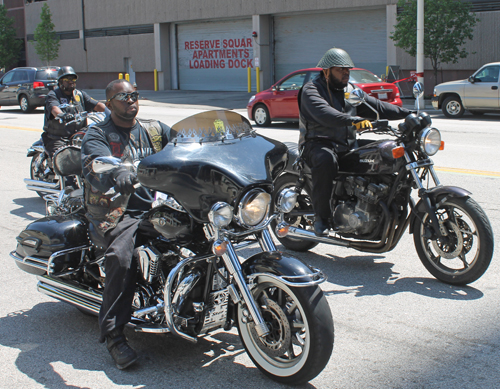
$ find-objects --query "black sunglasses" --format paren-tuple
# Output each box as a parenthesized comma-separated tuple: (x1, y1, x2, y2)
(107, 91, 139, 102)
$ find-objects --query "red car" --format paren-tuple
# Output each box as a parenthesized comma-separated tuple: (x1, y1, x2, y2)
(247, 67, 402, 127)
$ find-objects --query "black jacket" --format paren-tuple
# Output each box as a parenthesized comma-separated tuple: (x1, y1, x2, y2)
(298, 73, 410, 151)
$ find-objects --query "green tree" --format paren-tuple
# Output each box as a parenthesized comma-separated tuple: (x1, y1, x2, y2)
(0, 5, 22, 70)
(32, 3, 60, 66)
(390, 0, 479, 85)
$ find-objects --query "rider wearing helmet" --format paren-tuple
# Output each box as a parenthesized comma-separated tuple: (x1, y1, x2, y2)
(43, 66, 106, 158)
(298, 48, 411, 236)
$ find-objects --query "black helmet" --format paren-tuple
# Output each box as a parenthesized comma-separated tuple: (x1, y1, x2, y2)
(317, 48, 355, 69)
(57, 66, 78, 81)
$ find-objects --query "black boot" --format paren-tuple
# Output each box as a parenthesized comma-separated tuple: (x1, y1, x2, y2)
(313, 217, 330, 237)
(106, 329, 138, 370)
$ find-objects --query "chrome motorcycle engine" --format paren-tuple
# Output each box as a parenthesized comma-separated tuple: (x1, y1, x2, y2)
(333, 176, 389, 235)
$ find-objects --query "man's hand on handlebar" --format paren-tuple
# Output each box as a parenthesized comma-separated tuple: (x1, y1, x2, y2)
(352, 117, 373, 132)
(56, 112, 75, 123)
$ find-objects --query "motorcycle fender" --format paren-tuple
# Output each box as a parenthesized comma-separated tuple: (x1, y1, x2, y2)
(241, 251, 317, 283)
(27, 149, 37, 157)
(409, 186, 471, 234)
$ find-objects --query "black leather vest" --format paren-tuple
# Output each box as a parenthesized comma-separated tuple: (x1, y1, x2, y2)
(84, 118, 164, 235)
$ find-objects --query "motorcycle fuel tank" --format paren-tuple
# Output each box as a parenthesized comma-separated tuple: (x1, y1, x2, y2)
(137, 111, 288, 222)
(339, 139, 405, 175)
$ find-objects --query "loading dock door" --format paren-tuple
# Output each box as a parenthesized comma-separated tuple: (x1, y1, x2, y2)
(274, 9, 387, 81)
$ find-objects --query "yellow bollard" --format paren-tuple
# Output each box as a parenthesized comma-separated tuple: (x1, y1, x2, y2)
(247, 67, 251, 93)
(154, 69, 158, 92)
(125, 73, 130, 82)
(256, 67, 260, 93)
(118, 73, 123, 79)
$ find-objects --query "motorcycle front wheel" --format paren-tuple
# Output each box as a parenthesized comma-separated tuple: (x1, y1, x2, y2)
(30, 153, 58, 198)
(270, 173, 319, 252)
(237, 275, 334, 385)
(413, 196, 494, 285)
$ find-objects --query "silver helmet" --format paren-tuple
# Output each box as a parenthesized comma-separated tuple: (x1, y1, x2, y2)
(317, 48, 355, 69)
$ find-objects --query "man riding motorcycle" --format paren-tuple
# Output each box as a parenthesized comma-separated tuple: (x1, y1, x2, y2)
(298, 48, 412, 236)
(81, 79, 171, 369)
(43, 66, 106, 159)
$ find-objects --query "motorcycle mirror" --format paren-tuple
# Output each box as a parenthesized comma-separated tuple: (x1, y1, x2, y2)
(92, 156, 123, 173)
(347, 88, 365, 107)
(412, 82, 424, 99)
(413, 82, 424, 113)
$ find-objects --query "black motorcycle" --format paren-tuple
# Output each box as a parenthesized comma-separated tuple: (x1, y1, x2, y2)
(271, 84, 494, 285)
(12, 110, 334, 384)
(25, 105, 104, 199)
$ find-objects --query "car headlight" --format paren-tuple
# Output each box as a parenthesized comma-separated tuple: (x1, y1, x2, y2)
(208, 202, 234, 228)
(237, 188, 271, 227)
(248, 95, 256, 104)
(419, 127, 441, 156)
(276, 188, 297, 213)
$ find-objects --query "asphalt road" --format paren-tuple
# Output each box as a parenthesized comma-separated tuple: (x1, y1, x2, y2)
(0, 95, 499, 389)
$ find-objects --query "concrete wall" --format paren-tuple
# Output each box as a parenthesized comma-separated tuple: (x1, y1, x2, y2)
(22, 0, 498, 91)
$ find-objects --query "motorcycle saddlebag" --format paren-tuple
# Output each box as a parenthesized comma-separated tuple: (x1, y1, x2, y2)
(14, 215, 89, 275)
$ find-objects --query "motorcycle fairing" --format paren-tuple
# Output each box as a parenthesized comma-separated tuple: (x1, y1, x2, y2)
(137, 111, 288, 223)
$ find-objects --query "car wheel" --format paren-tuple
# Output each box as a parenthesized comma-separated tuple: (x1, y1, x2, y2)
(253, 104, 271, 127)
(19, 95, 35, 113)
(442, 96, 464, 118)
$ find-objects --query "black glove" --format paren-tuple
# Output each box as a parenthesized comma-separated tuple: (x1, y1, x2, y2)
(56, 112, 75, 123)
(112, 169, 138, 196)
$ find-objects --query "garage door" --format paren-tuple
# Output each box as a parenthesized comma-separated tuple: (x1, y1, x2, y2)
(274, 9, 387, 81)
(177, 19, 253, 91)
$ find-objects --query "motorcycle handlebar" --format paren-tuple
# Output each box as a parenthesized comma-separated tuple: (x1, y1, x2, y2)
(105, 182, 142, 201)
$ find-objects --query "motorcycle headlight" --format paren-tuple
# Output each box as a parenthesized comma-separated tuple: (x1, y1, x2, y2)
(276, 188, 297, 213)
(419, 127, 441, 156)
(237, 189, 271, 227)
(208, 202, 234, 228)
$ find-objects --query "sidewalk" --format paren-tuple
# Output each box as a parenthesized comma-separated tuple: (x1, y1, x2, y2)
(84, 89, 255, 110)
(83, 89, 432, 111)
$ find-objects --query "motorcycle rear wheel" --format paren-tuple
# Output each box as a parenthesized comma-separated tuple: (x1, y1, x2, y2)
(270, 173, 319, 252)
(30, 153, 58, 198)
(237, 275, 334, 385)
(413, 196, 494, 285)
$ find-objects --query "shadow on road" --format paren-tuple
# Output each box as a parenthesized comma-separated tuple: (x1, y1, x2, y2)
(280, 248, 483, 301)
(11, 197, 45, 221)
(1, 301, 313, 389)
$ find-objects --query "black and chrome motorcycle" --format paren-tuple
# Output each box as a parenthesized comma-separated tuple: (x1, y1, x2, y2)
(271, 84, 494, 285)
(12, 111, 334, 384)
(25, 104, 104, 200)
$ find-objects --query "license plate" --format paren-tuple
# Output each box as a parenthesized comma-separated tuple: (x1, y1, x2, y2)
(378, 93, 388, 100)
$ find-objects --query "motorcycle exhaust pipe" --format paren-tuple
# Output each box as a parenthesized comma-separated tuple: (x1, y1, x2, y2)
(26, 186, 62, 195)
(36, 275, 102, 315)
(24, 178, 60, 189)
(287, 226, 351, 246)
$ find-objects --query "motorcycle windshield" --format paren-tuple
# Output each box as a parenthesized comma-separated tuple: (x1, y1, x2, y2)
(137, 110, 288, 222)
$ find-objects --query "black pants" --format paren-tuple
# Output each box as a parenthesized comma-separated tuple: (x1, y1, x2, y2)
(302, 141, 340, 221)
(99, 214, 141, 342)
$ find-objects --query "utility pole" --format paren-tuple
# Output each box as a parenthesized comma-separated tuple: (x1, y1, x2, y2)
(416, 0, 425, 108)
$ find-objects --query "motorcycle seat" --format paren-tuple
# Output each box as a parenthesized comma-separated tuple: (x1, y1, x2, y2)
(53, 145, 82, 177)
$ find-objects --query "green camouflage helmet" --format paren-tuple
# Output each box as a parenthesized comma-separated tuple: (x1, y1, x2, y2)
(317, 48, 355, 69)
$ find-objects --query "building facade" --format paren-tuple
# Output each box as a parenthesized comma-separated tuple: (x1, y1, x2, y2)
(20, 0, 500, 94)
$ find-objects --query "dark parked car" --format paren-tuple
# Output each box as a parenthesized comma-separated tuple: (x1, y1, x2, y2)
(247, 67, 402, 126)
(0, 67, 60, 113)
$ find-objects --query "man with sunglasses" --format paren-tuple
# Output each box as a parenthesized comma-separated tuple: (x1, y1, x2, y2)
(81, 79, 171, 370)
(43, 66, 106, 159)
(298, 48, 411, 236)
